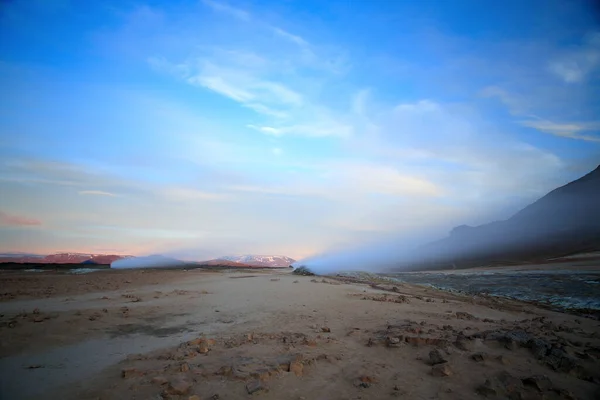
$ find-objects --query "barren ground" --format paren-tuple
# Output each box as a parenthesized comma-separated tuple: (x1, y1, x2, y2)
(0, 268, 599, 400)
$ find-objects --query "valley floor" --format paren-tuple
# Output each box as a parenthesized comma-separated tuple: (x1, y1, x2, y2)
(0, 268, 599, 400)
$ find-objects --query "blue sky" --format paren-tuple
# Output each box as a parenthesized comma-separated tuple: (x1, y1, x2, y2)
(1, 0, 599, 260)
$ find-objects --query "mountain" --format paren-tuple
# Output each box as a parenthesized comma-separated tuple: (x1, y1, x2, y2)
(216, 255, 296, 267)
(406, 165, 600, 270)
(0, 252, 128, 264)
(111, 255, 184, 269)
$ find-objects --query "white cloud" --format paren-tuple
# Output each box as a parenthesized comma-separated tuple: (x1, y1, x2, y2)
(547, 31, 600, 83)
(519, 119, 600, 142)
(247, 122, 352, 137)
(201, 0, 250, 21)
(160, 187, 229, 201)
(78, 190, 117, 197)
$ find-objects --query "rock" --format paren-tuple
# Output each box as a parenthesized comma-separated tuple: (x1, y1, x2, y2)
(151, 376, 168, 385)
(476, 383, 497, 397)
(477, 371, 524, 398)
(321, 327, 331, 333)
(454, 339, 469, 351)
(527, 338, 551, 359)
(181, 363, 190, 372)
(495, 355, 510, 365)
(405, 336, 447, 347)
(428, 349, 448, 365)
(246, 380, 266, 394)
(188, 396, 201, 400)
(387, 337, 401, 347)
(121, 368, 137, 378)
(290, 361, 303, 377)
(354, 375, 378, 388)
(167, 377, 192, 395)
(455, 312, 477, 320)
(522, 375, 553, 392)
(431, 364, 452, 377)
(32, 308, 40, 314)
(471, 352, 487, 362)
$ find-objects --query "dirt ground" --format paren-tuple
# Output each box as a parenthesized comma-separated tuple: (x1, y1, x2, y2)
(0, 268, 599, 400)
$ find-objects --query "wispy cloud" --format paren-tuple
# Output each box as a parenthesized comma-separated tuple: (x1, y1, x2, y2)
(160, 187, 229, 201)
(78, 190, 117, 197)
(547, 31, 600, 84)
(0, 211, 42, 226)
(519, 119, 600, 142)
(201, 0, 250, 21)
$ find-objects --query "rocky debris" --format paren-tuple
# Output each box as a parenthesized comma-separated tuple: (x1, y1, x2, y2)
(293, 280, 299, 283)
(321, 327, 331, 333)
(181, 363, 190, 372)
(152, 376, 169, 385)
(290, 360, 303, 377)
(471, 352, 487, 362)
(361, 294, 410, 304)
(386, 337, 401, 348)
(455, 312, 477, 320)
(522, 375, 553, 392)
(453, 338, 470, 351)
(293, 266, 315, 276)
(270, 278, 280, 282)
(246, 380, 267, 394)
(166, 377, 192, 395)
(187, 338, 216, 354)
(188, 396, 201, 400)
(405, 336, 448, 347)
(32, 308, 40, 314)
(121, 368, 138, 378)
(428, 349, 448, 365)
(476, 371, 523, 398)
(431, 364, 452, 377)
(354, 375, 378, 388)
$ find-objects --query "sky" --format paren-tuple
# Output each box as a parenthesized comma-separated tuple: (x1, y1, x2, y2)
(0, 0, 599, 261)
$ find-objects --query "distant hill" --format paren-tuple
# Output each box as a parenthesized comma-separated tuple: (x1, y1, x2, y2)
(216, 255, 296, 267)
(111, 255, 185, 269)
(403, 165, 600, 270)
(0, 252, 129, 264)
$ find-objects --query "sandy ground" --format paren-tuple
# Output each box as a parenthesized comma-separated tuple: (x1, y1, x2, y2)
(0, 269, 599, 400)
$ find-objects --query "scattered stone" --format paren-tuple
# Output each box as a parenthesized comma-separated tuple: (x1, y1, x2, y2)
(270, 278, 280, 282)
(167, 377, 192, 395)
(431, 364, 452, 377)
(32, 308, 40, 315)
(428, 349, 448, 365)
(495, 355, 510, 365)
(321, 327, 331, 333)
(246, 380, 266, 394)
(25, 364, 44, 369)
(522, 375, 553, 392)
(354, 375, 378, 388)
(151, 376, 168, 385)
(290, 361, 303, 377)
(455, 312, 477, 320)
(102, 308, 108, 313)
(188, 396, 201, 400)
(88, 315, 98, 321)
(367, 338, 375, 347)
(471, 352, 487, 362)
(181, 363, 190, 372)
(121, 368, 137, 378)
(476, 371, 523, 398)
(293, 280, 299, 283)
(387, 337, 401, 348)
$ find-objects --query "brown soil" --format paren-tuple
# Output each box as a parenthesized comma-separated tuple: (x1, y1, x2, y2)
(0, 269, 599, 400)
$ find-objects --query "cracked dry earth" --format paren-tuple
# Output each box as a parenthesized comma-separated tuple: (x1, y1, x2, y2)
(0, 269, 599, 400)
